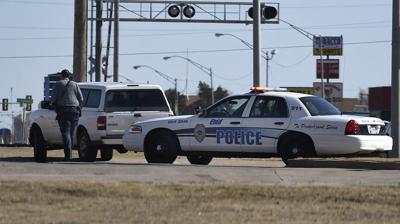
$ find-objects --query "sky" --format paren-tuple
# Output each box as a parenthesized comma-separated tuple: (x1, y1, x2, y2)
(0, 0, 393, 129)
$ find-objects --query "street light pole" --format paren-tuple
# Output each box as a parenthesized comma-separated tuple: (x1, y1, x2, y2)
(163, 55, 215, 104)
(133, 65, 179, 115)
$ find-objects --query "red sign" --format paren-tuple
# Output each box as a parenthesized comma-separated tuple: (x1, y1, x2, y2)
(316, 59, 339, 79)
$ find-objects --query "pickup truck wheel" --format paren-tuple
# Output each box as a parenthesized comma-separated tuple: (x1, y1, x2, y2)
(145, 131, 178, 164)
(187, 155, 213, 165)
(32, 128, 47, 163)
(78, 130, 97, 162)
(100, 147, 113, 161)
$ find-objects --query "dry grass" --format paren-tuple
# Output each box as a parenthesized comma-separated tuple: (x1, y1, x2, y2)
(0, 181, 399, 224)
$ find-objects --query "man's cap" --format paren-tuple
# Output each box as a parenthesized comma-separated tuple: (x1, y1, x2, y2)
(60, 69, 72, 78)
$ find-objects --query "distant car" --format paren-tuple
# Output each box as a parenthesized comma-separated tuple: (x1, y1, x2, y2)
(29, 82, 173, 162)
(123, 88, 392, 164)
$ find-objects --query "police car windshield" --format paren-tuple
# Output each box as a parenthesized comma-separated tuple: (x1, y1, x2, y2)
(300, 96, 341, 116)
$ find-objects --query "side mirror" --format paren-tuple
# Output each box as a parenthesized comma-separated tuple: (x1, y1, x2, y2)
(193, 106, 202, 114)
(40, 100, 54, 110)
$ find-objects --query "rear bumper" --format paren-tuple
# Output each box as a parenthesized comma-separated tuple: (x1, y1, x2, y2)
(101, 134, 123, 145)
(313, 135, 393, 155)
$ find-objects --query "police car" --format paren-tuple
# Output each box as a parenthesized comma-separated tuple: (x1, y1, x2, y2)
(122, 88, 392, 164)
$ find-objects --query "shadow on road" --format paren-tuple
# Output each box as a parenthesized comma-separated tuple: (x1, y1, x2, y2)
(286, 159, 400, 170)
(0, 157, 82, 163)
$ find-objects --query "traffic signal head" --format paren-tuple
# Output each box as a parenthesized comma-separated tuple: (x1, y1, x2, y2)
(248, 6, 278, 20)
(2, 98, 8, 111)
(26, 95, 32, 111)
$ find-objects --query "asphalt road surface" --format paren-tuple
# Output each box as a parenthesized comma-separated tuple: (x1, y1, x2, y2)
(1, 147, 400, 186)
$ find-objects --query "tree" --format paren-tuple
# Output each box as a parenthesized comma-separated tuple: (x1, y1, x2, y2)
(164, 82, 230, 115)
(191, 81, 229, 110)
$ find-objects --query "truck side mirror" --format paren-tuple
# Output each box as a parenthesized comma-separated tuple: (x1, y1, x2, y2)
(194, 106, 202, 115)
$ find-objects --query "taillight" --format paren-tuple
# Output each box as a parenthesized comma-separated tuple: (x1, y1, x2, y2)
(345, 120, 360, 135)
(97, 116, 106, 130)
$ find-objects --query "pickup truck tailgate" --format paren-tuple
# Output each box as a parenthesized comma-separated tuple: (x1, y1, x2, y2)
(106, 111, 170, 136)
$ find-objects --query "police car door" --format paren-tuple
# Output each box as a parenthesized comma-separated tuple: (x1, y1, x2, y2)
(189, 96, 251, 152)
(240, 96, 290, 153)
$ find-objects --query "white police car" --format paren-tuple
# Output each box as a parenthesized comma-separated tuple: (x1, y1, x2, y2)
(122, 88, 392, 164)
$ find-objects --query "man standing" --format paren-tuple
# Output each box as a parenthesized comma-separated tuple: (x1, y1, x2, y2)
(52, 69, 83, 161)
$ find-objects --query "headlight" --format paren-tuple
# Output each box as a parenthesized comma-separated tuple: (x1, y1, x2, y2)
(128, 125, 142, 134)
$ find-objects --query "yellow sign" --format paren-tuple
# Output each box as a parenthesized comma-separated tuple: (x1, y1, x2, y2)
(283, 87, 314, 95)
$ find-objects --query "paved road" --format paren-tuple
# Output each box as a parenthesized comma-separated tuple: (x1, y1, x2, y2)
(1, 155, 400, 186)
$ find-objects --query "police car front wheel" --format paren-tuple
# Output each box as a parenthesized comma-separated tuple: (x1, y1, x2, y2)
(145, 130, 179, 164)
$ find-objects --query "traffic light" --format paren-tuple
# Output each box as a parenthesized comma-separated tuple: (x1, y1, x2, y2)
(248, 5, 278, 20)
(26, 95, 32, 111)
(2, 98, 8, 111)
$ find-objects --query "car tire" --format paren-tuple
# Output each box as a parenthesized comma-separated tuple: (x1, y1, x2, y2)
(187, 155, 213, 165)
(117, 148, 128, 154)
(144, 130, 178, 164)
(32, 128, 47, 163)
(100, 147, 113, 161)
(279, 134, 314, 164)
(77, 130, 97, 162)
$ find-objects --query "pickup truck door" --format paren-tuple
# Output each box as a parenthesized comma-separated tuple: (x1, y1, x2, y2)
(38, 109, 62, 144)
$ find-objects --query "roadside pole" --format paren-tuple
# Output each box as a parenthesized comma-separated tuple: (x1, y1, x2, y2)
(253, 0, 261, 87)
(73, 0, 87, 82)
(113, 0, 120, 82)
(319, 35, 325, 99)
(390, 0, 400, 158)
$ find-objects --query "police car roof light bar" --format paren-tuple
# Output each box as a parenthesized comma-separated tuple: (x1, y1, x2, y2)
(250, 86, 287, 93)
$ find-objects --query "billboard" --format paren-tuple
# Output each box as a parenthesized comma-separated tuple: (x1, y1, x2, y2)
(283, 87, 314, 95)
(316, 59, 339, 79)
(313, 36, 343, 56)
(313, 82, 343, 100)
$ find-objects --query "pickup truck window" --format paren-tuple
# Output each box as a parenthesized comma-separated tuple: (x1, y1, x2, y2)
(85, 89, 101, 108)
(104, 89, 169, 112)
(300, 96, 341, 116)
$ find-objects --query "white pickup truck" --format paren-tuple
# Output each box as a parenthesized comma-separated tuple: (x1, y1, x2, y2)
(29, 82, 173, 162)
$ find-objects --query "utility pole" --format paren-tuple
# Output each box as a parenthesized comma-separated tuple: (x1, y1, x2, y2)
(113, 0, 120, 82)
(95, 0, 103, 82)
(390, 0, 400, 158)
(73, 0, 87, 82)
(252, 0, 261, 87)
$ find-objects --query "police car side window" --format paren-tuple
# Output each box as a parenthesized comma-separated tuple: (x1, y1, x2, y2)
(249, 96, 288, 118)
(206, 97, 249, 118)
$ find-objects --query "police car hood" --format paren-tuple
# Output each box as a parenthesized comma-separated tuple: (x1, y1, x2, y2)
(134, 115, 194, 125)
(304, 115, 385, 125)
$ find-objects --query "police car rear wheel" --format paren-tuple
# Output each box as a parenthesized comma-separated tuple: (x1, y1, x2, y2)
(279, 135, 312, 164)
(187, 155, 213, 165)
(145, 131, 178, 164)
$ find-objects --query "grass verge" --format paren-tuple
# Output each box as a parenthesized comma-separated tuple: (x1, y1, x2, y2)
(0, 181, 399, 224)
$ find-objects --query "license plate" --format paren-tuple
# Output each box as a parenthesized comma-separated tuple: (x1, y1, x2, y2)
(368, 125, 380, 134)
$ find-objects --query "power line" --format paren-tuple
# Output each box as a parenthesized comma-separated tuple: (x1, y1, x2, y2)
(283, 3, 390, 9)
(0, 0, 72, 6)
(0, 40, 390, 59)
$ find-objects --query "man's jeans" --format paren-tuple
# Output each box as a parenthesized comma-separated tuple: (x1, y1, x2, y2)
(57, 106, 80, 159)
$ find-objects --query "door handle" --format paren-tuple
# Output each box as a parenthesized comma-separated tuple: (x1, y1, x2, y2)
(274, 122, 284, 125)
(134, 113, 142, 117)
(230, 121, 241, 125)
